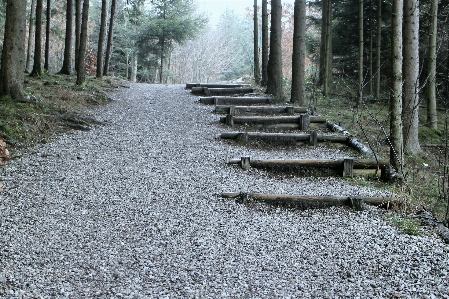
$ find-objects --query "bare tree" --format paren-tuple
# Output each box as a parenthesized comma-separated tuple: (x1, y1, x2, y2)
(0, 0, 27, 100)
(426, 0, 438, 129)
(261, 0, 268, 86)
(58, 0, 74, 75)
(31, 0, 43, 76)
(358, 0, 363, 106)
(319, 0, 332, 97)
(390, 0, 404, 172)
(96, 0, 108, 78)
(254, 0, 261, 85)
(402, 0, 421, 154)
(75, 0, 82, 73)
(291, 0, 306, 105)
(76, 0, 90, 85)
(375, 0, 381, 100)
(44, 0, 51, 71)
(267, 0, 283, 99)
(103, 0, 117, 76)
(26, 0, 36, 73)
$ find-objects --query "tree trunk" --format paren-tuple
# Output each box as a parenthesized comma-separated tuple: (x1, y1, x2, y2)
(320, 0, 332, 97)
(426, 0, 438, 129)
(319, 0, 328, 86)
(390, 0, 404, 172)
(369, 0, 373, 96)
(75, 0, 82, 73)
(291, 0, 306, 105)
(96, 0, 107, 78)
(31, 0, 43, 76)
(358, 0, 363, 106)
(130, 53, 137, 83)
(375, 0, 381, 100)
(44, 0, 50, 71)
(254, 0, 261, 85)
(261, 0, 268, 86)
(402, 0, 421, 154)
(58, 0, 74, 75)
(0, 0, 27, 101)
(76, 0, 90, 85)
(103, 0, 116, 76)
(266, 0, 283, 99)
(26, 0, 36, 73)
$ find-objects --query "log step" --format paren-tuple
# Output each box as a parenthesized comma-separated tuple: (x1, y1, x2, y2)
(192, 87, 255, 96)
(215, 105, 308, 115)
(220, 132, 348, 144)
(220, 115, 327, 124)
(199, 96, 276, 105)
(186, 83, 246, 89)
(228, 157, 390, 180)
(221, 192, 397, 210)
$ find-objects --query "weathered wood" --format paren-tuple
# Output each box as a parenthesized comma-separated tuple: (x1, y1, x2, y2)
(310, 130, 318, 146)
(215, 105, 308, 115)
(215, 97, 275, 105)
(225, 114, 234, 127)
(186, 83, 245, 89)
(227, 157, 390, 179)
(191, 87, 206, 95)
(326, 120, 350, 136)
(199, 97, 214, 105)
(221, 192, 397, 210)
(348, 136, 373, 156)
(220, 132, 348, 143)
(208, 88, 255, 96)
(344, 157, 354, 178)
(220, 115, 325, 125)
(241, 156, 251, 170)
(300, 114, 310, 130)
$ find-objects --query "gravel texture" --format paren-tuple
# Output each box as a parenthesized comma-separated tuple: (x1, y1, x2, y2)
(1, 84, 448, 298)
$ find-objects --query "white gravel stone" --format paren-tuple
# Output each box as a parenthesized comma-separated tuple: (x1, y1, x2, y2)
(0, 84, 448, 298)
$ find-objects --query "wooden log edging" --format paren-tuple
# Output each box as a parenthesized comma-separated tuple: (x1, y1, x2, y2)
(228, 157, 390, 180)
(326, 120, 373, 157)
(192, 87, 255, 96)
(199, 97, 277, 105)
(220, 132, 348, 144)
(220, 115, 326, 130)
(215, 105, 308, 115)
(186, 83, 245, 89)
(221, 192, 397, 210)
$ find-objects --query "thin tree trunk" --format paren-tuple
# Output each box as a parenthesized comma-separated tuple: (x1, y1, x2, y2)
(103, 0, 116, 76)
(291, 0, 306, 105)
(96, 0, 107, 78)
(358, 0, 363, 106)
(159, 38, 164, 84)
(402, 0, 421, 154)
(76, 0, 90, 85)
(426, 0, 438, 129)
(31, 0, 43, 76)
(369, 0, 373, 96)
(0, 0, 27, 101)
(44, 0, 50, 71)
(261, 0, 268, 86)
(390, 0, 404, 172)
(75, 0, 82, 73)
(58, 0, 74, 75)
(130, 53, 137, 82)
(319, 0, 328, 86)
(375, 0, 381, 100)
(26, 0, 36, 73)
(320, 0, 332, 97)
(254, 0, 261, 85)
(266, 0, 283, 99)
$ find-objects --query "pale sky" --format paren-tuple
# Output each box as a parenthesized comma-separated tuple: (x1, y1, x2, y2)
(198, 0, 295, 25)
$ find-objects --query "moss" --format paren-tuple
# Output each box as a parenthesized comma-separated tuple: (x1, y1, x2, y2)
(386, 214, 422, 236)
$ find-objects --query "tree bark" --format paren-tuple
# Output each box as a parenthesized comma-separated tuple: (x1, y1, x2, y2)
(261, 0, 268, 86)
(254, 0, 261, 85)
(375, 0, 381, 100)
(320, 0, 332, 97)
(30, 0, 43, 76)
(426, 0, 438, 129)
(103, 0, 116, 76)
(44, 0, 51, 71)
(96, 0, 107, 78)
(291, 0, 306, 105)
(76, 0, 90, 85)
(130, 52, 137, 83)
(58, 0, 74, 75)
(26, 0, 36, 73)
(402, 0, 421, 154)
(75, 0, 82, 73)
(266, 0, 283, 99)
(358, 0, 363, 106)
(0, 0, 27, 101)
(390, 0, 404, 172)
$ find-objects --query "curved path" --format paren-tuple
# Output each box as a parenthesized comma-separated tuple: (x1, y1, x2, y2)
(1, 84, 448, 298)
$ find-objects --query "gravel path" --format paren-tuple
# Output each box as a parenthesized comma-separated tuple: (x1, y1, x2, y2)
(1, 84, 448, 298)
